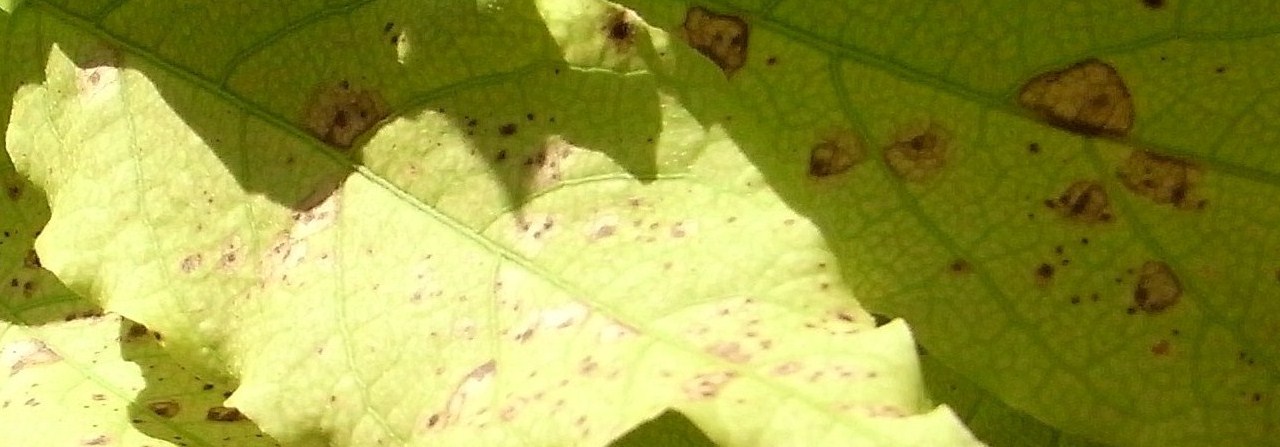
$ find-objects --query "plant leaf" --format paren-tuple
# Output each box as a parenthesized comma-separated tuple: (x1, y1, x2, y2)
(2, 1, 979, 446)
(613, 0, 1280, 445)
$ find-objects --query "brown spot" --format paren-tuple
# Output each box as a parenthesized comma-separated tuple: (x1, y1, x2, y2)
(23, 249, 40, 269)
(1035, 263, 1055, 284)
(179, 254, 202, 273)
(303, 81, 388, 148)
(73, 45, 120, 99)
(809, 129, 865, 178)
(1028, 142, 1042, 154)
(705, 342, 751, 363)
(883, 123, 949, 182)
(682, 371, 738, 400)
(1151, 339, 1172, 356)
(765, 56, 778, 66)
(1047, 180, 1113, 223)
(1117, 150, 1205, 209)
(82, 435, 110, 446)
(4, 184, 21, 201)
(526, 138, 573, 188)
(21, 280, 37, 297)
(124, 322, 150, 340)
(147, 400, 180, 418)
(948, 259, 971, 274)
(681, 7, 750, 76)
(293, 176, 345, 213)
(1133, 261, 1181, 314)
(63, 309, 104, 321)
(1142, 0, 1165, 9)
(5, 340, 62, 376)
(772, 362, 801, 376)
(604, 10, 637, 48)
(1018, 59, 1134, 136)
(498, 123, 517, 137)
(205, 406, 246, 422)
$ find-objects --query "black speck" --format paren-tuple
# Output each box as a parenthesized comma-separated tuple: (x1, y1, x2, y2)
(384, 22, 394, 33)
(1028, 142, 1041, 154)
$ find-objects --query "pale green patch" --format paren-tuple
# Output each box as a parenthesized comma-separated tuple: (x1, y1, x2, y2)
(2, 2, 976, 447)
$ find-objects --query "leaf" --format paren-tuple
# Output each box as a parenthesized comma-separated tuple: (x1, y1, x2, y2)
(2, 1, 978, 446)
(611, 0, 1280, 446)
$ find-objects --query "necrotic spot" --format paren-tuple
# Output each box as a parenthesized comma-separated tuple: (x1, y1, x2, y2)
(883, 124, 949, 181)
(1017, 59, 1134, 137)
(681, 7, 750, 76)
(808, 129, 865, 178)
(1046, 180, 1113, 223)
(1133, 261, 1181, 314)
(303, 81, 389, 149)
(1117, 150, 1206, 209)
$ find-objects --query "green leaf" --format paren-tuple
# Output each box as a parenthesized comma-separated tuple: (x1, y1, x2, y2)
(0, 0, 23, 14)
(2, 1, 977, 446)
(612, 0, 1279, 446)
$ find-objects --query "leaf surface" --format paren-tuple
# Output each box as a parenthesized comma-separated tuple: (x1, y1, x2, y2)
(2, 1, 977, 446)
(613, 0, 1280, 445)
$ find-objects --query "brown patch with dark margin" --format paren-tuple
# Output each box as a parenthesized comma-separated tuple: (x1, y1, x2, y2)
(682, 7, 749, 76)
(1018, 59, 1134, 137)
(1046, 180, 1113, 223)
(1117, 150, 1206, 209)
(303, 81, 388, 149)
(883, 123, 949, 182)
(147, 400, 180, 418)
(1133, 261, 1180, 314)
(809, 129, 865, 178)
(205, 406, 246, 422)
